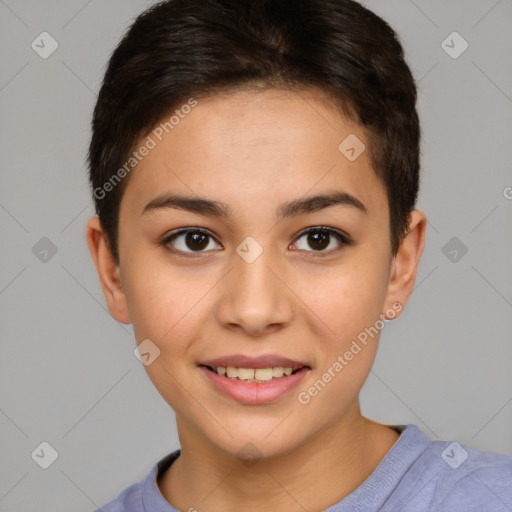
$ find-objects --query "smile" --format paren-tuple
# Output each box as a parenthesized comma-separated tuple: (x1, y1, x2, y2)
(206, 365, 301, 382)
(199, 364, 310, 404)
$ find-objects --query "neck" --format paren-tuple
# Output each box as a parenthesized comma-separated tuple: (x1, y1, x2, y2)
(158, 404, 400, 512)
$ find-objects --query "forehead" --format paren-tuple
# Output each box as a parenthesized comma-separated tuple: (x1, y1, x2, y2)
(121, 88, 387, 220)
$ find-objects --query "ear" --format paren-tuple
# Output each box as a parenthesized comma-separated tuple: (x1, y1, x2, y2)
(86, 216, 131, 324)
(383, 209, 426, 319)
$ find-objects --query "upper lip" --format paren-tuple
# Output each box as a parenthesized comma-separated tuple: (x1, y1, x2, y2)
(199, 354, 309, 369)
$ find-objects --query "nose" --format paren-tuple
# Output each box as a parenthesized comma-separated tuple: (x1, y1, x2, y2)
(214, 250, 294, 336)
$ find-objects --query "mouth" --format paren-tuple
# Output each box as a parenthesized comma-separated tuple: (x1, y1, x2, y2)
(198, 357, 311, 404)
(200, 364, 306, 383)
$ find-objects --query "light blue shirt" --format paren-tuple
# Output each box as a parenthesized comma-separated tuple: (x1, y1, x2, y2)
(95, 424, 512, 511)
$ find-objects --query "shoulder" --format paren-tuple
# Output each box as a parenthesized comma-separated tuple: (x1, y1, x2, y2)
(380, 425, 512, 512)
(409, 433, 512, 511)
(93, 449, 181, 512)
(433, 441, 512, 511)
(93, 482, 143, 512)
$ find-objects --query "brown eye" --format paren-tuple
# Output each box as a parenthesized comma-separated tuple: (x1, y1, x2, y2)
(292, 227, 351, 253)
(162, 229, 221, 254)
(184, 231, 209, 251)
(306, 231, 330, 250)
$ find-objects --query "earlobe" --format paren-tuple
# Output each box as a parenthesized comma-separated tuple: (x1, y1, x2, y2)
(383, 210, 427, 317)
(86, 216, 131, 324)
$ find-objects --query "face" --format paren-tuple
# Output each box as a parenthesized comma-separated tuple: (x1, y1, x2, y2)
(88, 88, 424, 460)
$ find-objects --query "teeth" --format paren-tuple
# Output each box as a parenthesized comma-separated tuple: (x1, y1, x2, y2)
(272, 367, 284, 378)
(213, 366, 300, 381)
(226, 366, 238, 378)
(238, 368, 254, 380)
(255, 368, 274, 381)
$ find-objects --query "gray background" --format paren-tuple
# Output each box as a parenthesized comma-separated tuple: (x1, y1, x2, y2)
(0, 0, 511, 510)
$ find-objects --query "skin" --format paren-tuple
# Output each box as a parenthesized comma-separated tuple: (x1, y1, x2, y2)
(87, 88, 426, 512)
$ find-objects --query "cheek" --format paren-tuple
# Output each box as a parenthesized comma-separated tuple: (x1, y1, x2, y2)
(300, 260, 390, 393)
(122, 256, 184, 341)
(307, 262, 389, 336)
(123, 255, 216, 365)
(295, 270, 385, 414)
(124, 265, 199, 404)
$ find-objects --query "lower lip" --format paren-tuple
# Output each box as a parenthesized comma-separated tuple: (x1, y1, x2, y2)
(199, 366, 310, 405)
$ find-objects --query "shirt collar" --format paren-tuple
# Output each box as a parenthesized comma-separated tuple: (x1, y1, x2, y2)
(141, 424, 430, 512)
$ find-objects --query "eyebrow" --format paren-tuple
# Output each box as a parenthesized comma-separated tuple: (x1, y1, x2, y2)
(141, 190, 367, 220)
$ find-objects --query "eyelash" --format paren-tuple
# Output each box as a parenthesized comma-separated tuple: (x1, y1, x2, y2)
(160, 226, 353, 257)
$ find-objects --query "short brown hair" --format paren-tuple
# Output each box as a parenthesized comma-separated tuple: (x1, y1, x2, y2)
(88, 0, 420, 262)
